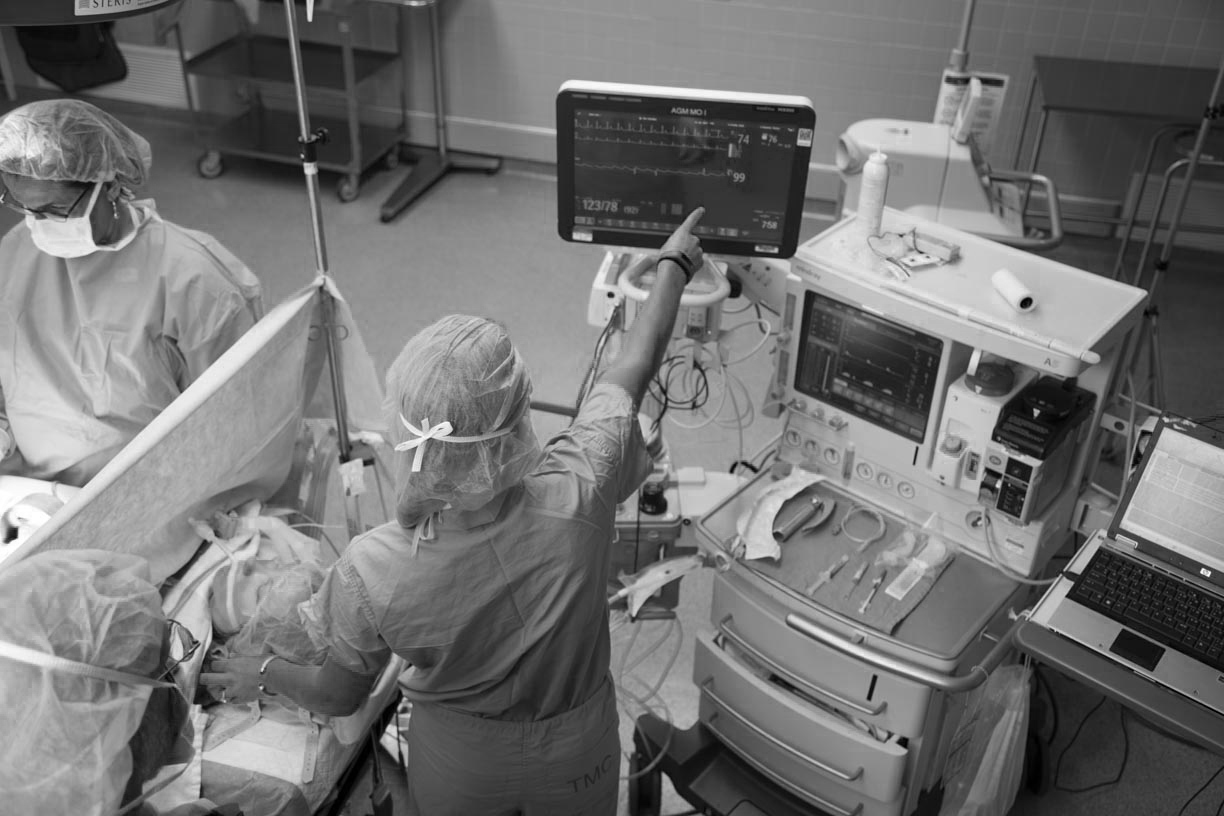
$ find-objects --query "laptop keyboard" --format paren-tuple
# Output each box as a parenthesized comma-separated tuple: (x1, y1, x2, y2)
(1068, 547, 1224, 668)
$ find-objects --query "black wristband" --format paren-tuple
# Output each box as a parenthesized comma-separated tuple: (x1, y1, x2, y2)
(656, 250, 696, 284)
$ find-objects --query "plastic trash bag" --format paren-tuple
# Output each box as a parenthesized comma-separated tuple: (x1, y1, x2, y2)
(941, 662, 1032, 816)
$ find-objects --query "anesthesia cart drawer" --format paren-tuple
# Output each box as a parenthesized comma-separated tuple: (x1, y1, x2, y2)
(712, 571, 931, 738)
(694, 630, 908, 809)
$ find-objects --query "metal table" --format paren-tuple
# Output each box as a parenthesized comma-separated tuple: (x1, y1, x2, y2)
(1012, 56, 1219, 228)
(1014, 618, 1224, 756)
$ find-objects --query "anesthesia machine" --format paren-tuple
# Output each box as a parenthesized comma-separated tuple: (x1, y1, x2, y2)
(557, 81, 1149, 816)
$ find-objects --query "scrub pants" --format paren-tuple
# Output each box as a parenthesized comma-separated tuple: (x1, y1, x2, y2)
(405, 676, 620, 816)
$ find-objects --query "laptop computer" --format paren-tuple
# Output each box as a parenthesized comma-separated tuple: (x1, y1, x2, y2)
(1029, 414, 1224, 715)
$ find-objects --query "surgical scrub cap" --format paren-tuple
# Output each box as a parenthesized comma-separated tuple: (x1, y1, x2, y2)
(0, 550, 165, 816)
(0, 98, 152, 188)
(385, 315, 541, 526)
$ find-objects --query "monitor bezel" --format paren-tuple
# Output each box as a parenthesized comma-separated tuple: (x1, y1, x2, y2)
(556, 80, 816, 258)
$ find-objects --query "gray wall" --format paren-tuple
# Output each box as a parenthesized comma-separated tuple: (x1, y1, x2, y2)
(10, 0, 1224, 206)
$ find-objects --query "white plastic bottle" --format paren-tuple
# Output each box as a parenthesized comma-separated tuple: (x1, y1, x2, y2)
(858, 149, 889, 241)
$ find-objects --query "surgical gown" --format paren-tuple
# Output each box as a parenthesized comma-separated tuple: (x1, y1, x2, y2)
(0, 200, 263, 486)
(307, 382, 652, 814)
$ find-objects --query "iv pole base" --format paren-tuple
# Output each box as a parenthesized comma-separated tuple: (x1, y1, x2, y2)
(378, 147, 502, 223)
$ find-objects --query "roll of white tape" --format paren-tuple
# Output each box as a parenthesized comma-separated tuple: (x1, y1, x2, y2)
(991, 268, 1035, 313)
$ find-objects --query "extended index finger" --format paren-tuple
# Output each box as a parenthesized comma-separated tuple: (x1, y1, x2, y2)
(679, 207, 705, 231)
(198, 672, 230, 685)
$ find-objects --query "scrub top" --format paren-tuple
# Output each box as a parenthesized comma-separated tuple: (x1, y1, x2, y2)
(0, 200, 263, 486)
(307, 382, 651, 720)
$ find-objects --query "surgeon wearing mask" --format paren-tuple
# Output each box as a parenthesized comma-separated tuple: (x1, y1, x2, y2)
(204, 209, 706, 815)
(0, 99, 263, 486)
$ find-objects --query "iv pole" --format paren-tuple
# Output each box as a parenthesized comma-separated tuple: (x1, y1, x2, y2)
(281, 0, 355, 466)
(280, 0, 393, 541)
(949, 0, 976, 72)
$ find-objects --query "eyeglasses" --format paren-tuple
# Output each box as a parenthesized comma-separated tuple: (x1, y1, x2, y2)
(160, 619, 201, 682)
(0, 182, 94, 222)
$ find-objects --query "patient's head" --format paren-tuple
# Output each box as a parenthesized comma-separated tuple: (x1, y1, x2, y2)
(210, 556, 327, 664)
(210, 558, 279, 636)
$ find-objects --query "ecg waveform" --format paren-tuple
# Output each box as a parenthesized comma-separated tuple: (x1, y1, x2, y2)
(574, 161, 731, 178)
(575, 118, 745, 151)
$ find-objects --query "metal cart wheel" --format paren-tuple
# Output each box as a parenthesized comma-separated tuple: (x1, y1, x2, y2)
(197, 150, 224, 180)
(626, 750, 662, 816)
(336, 175, 360, 203)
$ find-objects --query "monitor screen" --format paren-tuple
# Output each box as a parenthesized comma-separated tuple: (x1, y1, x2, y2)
(556, 81, 815, 258)
(1116, 421, 1224, 571)
(794, 290, 944, 443)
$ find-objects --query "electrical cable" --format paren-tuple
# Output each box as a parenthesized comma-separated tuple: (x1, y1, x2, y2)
(621, 683, 675, 782)
(615, 609, 644, 682)
(1177, 762, 1224, 816)
(649, 347, 713, 428)
(659, 342, 759, 436)
(732, 433, 782, 477)
(719, 318, 774, 365)
(614, 617, 683, 783)
(1123, 371, 1138, 482)
(576, 299, 623, 413)
(718, 364, 757, 430)
(724, 364, 747, 467)
(1196, 414, 1224, 431)
(747, 431, 783, 467)
(629, 619, 684, 703)
(660, 356, 725, 431)
(1053, 696, 1130, 794)
(284, 511, 343, 560)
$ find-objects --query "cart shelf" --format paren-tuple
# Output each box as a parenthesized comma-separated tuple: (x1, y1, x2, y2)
(184, 34, 397, 95)
(172, 0, 408, 202)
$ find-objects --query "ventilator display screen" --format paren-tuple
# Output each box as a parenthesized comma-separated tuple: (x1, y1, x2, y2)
(794, 290, 943, 442)
(556, 81, 815, 258)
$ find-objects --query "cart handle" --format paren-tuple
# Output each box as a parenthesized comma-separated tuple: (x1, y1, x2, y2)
(718, 616, 886, 717)
(784, 611, 1022, 694)
(702, 685, 865, 816)
(984, 169, 1064, 252)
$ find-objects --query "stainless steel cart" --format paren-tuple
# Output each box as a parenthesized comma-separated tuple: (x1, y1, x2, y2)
(172, 0, 404, 202)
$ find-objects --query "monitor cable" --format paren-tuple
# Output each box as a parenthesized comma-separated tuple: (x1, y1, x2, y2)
(1053, 695, 1130, 795)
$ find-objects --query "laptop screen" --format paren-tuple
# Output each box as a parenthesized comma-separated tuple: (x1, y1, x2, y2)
(1113, 418, 1224, 577)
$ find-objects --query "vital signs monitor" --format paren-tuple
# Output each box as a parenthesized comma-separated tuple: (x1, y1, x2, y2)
(556, 81, 815, 258)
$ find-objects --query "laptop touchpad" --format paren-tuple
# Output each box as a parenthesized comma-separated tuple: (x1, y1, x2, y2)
(1110, 629, 1164, 671)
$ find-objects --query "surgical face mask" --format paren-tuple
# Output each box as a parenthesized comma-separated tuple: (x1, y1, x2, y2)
(25, 182, 107, 258)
